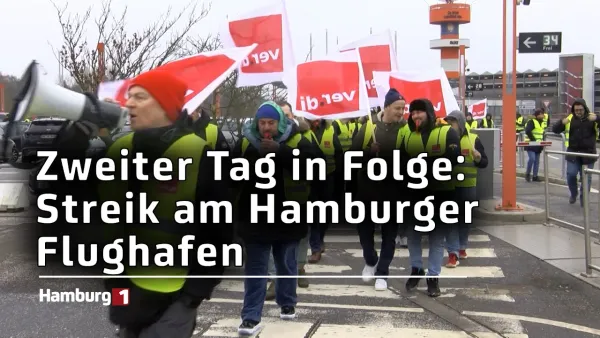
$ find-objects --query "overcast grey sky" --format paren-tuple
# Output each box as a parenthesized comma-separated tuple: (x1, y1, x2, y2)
(1, 0, 598, 80)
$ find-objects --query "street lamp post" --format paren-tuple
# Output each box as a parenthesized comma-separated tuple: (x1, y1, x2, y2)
(499, 0, 520, 210)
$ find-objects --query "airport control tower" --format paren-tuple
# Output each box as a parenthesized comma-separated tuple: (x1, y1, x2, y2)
(429, 0, 471, 80)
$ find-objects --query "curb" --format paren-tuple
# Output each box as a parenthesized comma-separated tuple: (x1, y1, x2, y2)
(494, 169, 567, 185)
(473, 198, 546, 223)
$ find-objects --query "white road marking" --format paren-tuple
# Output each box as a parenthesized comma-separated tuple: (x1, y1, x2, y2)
(216, 281, 401, 299)
(324, 234, 491, 243)
(464, 311, 600, 336)
(345, 248, 497, 258)
(389, 266, 505, 278)
(312, 324, 471, 337)
(201, 318, 312, 337)
(494, 172, 599, 194)
(205, 298, 424, 313)
(472, 334, 529, 338)
(415, 287, 515, 302)
(304, 264, 352, 274)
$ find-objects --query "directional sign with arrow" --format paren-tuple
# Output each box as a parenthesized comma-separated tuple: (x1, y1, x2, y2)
(518, 32, 562, 53)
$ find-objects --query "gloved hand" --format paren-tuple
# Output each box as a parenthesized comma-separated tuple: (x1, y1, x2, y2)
(56, 120, 99, 152)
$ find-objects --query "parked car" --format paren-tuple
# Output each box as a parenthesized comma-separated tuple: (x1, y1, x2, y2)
(20, 117, 69, 164)
(0, 121, 31, 153)
(0, 126, 18, 163)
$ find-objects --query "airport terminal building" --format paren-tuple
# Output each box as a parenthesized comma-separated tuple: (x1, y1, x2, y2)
(462, 62, 599, 125)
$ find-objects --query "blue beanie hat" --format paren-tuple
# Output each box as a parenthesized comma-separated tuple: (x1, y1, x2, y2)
(256, 103, 281, 121)
(384, 88, 405, 108)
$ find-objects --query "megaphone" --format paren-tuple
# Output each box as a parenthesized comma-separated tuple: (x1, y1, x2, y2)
(11, 60, 128, 129)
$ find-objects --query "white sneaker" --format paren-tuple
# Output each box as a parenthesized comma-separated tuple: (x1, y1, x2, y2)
(375, 278, 388, 290)
(362, 264, 377, 282)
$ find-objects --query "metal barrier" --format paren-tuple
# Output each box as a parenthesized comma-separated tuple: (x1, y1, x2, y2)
(582, 167, 600, 277)
(542, 149, 600, 248)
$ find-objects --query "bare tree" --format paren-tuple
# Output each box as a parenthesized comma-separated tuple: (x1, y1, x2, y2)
(52, 0, 210, 93)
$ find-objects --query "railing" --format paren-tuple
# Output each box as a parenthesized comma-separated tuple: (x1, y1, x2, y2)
(582, 167, 600, 277)
(542, 150, 600, 237)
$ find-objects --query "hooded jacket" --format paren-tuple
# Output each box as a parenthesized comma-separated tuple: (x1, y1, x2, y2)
(191, 110, 230, 151)
(446, 110, 488, 169)
(552, 99, 599, 164)
(232, 103, 317, 243)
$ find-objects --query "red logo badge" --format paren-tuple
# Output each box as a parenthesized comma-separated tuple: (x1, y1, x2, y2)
(461, 148, 470, 156)
(324, 141, 331, 148)
(111, 288, 130, 306)
(431, 144, 441, 152)
(157, 179, 178, 193)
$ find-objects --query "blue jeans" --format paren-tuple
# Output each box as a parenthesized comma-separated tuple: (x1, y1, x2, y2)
(268, 227, 310, 275)
(407, 229, 445, 276)
(566, 161, 595, 199)
(241, 241, 299, 323)
(446, 187, 477, 255)
(526, 150, 541, 177)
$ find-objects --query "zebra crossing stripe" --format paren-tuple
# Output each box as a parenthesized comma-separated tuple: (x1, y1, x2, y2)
(344, 248, 497, 258)
(196, 317, 528, 337)
(324, 234, 492, 243)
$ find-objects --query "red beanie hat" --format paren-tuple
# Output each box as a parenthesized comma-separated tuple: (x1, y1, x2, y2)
(129, 70, 188, 122)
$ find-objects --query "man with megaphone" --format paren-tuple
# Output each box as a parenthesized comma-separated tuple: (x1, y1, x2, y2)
(25, 67, 233, 338)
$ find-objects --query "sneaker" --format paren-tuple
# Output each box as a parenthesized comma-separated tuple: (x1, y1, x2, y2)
(297, 267, 309, 288)
(396, 236, 408, 248)
(446, 253, 459, 268)
(405, 267, 425, 291)
(280, 306, 296, 320)
(375, 278, 388, 291)
(238, 320, 261, 336)
(265, 281, 275, 301)
(426, 278, 441, 297)
(459, 249, 468, 259)
(362, 263, 377, 282)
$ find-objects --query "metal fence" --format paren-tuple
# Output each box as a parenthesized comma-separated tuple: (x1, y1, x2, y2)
(582, 167, 600, 277)
(541, 150, 600, 277)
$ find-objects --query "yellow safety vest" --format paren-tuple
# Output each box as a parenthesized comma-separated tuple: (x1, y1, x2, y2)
(542, 113, 549, 129)
(204, 123, 218, 149)
(362, 120, 408, 150)
(240, 134, 311, 202)
(524, 119, 544, 142)
(465, 120, 478, 131)
(516, 116, 524, 132)
(335, 120, 353, 151)
(481, 119, 493, 128)
(315, 126, 336, 175)
(403, 125, 453, 191)
(455, 132, 479, 188)
(98, 133, 207, 293)
(563, 114, 599, 147)
(348, 122, 359, 136)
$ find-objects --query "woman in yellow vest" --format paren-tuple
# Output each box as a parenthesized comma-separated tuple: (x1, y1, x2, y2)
(232, 102, 318, 335)
(443, 111, 488, 268)
(400, 98, 461, 298)
(350, 88, 408, 291)
(524, 109, 545, 182)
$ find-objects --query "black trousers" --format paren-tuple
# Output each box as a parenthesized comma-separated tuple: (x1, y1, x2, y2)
(357, 223, 400, 278)
(119, 301, 197, 338)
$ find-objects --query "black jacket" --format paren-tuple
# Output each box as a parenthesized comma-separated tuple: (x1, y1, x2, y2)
(232, 119, 318, 243)
(31, 122, 233, 327)
(551, 98, 599, 164)
(399, 99, 461, 205)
